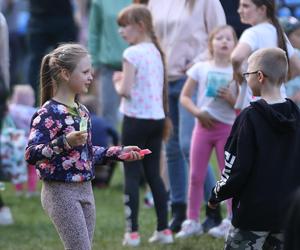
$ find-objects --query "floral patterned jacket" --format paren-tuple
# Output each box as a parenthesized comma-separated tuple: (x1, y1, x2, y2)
(25, 99, 121, 182)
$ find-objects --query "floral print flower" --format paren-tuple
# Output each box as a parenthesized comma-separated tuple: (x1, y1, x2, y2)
(32, 116, 41, 126)
(41, 146, 53, 158)
(71, 174, 84, 182)
(45, 117, 55, 129)
(65, 116, 74, 125)
(62, 159, 73, 170)
(56, 104, 69, 114)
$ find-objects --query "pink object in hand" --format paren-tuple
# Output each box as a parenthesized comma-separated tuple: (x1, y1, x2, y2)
(119, 149, 152, 160)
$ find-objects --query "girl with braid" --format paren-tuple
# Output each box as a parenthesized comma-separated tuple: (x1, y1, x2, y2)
(113, 4, 173, 247)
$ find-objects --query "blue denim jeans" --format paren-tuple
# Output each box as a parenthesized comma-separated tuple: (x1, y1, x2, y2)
(96, 65, 121, 129)
(166, 78, 216, 204)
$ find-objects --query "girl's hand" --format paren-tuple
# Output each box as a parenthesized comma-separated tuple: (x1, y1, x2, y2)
(218, 87, 236, 106)
(112, 71, 123, 85)
(196, 110, 215, 129)
(234, 71, 244, 85)
(65, 131, 88, 147)
(118, 146, 143, 161)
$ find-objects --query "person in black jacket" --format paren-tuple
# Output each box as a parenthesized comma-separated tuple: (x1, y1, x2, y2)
(284, 187, 300, 250)
(209, 47, 300, 249)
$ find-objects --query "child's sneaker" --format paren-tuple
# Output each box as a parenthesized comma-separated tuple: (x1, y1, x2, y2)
(175, 219, 203, 239)
(0, 206, 14, 225)
(208, 218, 231, 239)
(122, 232, 140, 247)
(148, 229, 173, 244)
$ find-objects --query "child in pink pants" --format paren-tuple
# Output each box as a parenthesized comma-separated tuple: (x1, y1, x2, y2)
(177, 25, 239, 239)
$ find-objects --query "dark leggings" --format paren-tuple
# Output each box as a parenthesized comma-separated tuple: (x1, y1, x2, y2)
(122, 116, 168, 232)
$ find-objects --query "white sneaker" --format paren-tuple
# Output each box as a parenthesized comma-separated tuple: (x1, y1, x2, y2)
(0, 206, 14, 225)
(175, 219, 203, 239)
(208, 218, 231, 239)
(148, 229, 173, 244)
(122, 232, 140, 247)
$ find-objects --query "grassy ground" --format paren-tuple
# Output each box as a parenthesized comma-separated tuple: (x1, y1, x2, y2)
(0, 160, 225, 250)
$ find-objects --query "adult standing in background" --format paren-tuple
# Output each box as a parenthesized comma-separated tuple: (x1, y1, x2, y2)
(220, 0, 249, 38)
(0, 11, 9, 90)
(148, 0, 226, 233)
(27, 0, 83, 102)
(232, 0, 300, 111)
(88, 0, 131, 129)
(0, 11, 13, 225)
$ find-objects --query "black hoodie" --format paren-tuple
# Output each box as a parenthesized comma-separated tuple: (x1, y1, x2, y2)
(209, 99, 300, 231)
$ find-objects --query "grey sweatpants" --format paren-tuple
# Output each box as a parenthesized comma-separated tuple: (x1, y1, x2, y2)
(41, 181, 95, 250)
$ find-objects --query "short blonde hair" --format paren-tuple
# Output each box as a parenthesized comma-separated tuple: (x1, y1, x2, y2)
(248, 48, 288, 85)
(11, 84, 35, 106)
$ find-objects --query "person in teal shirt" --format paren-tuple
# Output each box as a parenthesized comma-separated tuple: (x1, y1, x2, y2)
(88, 0, 131, 129)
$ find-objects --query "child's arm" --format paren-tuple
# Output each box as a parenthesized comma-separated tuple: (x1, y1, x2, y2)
(25, 112, 87, 165)
(209, 111, 255, 206)
(180, 77, 199, 116)
(92, 145, 143, 165)
(180, 77, 215, 128)
(113, 60, 135, 98)
(231, 42, 252, 84)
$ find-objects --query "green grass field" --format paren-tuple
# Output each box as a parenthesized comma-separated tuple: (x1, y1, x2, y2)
(0, 161, 225, 250)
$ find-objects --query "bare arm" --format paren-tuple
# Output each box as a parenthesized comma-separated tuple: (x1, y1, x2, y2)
(180, 77, 200, 116)
(113, 60, 135, 98)
(180, 77, 215, 128)
(289, 53, 300, 79)
(231, 42, 252, 84)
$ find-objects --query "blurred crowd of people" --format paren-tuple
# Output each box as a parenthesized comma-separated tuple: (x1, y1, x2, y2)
(1, 0, 300, 249)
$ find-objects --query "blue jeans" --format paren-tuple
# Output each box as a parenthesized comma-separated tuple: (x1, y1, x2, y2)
(166, 78, 216, 204)
(96, 65, 121, 129)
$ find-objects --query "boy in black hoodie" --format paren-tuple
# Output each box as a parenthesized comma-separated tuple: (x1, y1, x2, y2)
(209, 47, 300, 249)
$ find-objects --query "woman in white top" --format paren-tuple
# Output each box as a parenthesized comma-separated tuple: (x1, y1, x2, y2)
(232, 0, 300, 110)
(148, 0, 226, 233)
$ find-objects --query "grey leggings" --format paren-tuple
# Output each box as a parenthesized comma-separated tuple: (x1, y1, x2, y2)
(41, 181, 95, 250)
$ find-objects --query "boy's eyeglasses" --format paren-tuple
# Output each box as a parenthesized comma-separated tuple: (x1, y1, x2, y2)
(243, 70, 268, 80)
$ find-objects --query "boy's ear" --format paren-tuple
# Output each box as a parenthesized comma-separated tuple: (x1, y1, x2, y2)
(257, 71, 266, 83)
(60, 68, 71, 82)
